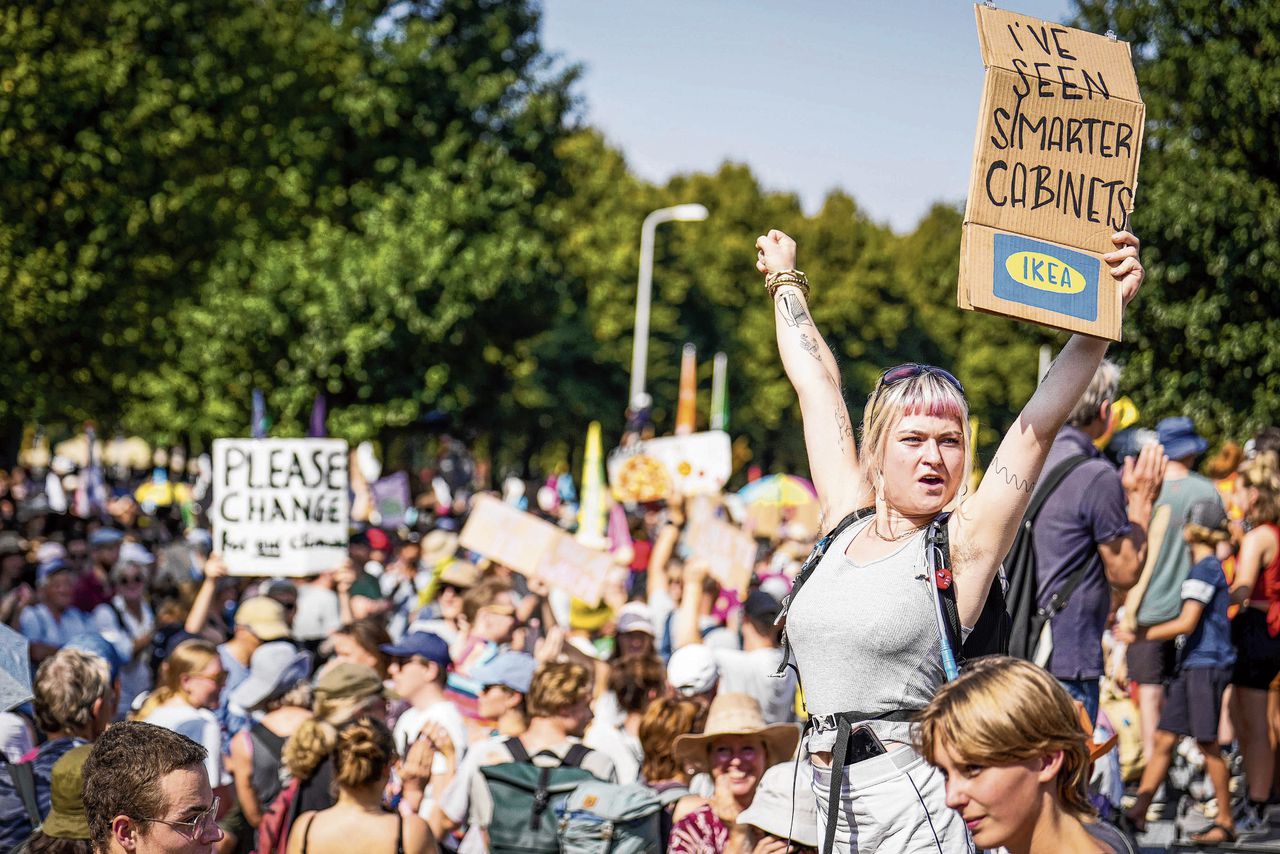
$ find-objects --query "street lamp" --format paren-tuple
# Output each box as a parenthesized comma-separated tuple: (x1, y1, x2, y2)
(629, 203, 709, 410)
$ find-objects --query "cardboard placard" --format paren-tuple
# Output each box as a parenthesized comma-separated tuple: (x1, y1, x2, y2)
(685, 514, 756, 597)
(607, 431, 732, 503)
(959, 5, 1144, 340)
(537, 536, 612, 607)
(458, 494, 561, 577)
(459, 494, 612, 606)
(212, 438, 349, 576)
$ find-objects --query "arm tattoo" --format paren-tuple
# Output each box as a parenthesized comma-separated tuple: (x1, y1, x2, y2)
(799, 334, 821, 360)
(834, 403, 853, 451)
(776, 292, 813, 328)
(989, 454, 1035, 494)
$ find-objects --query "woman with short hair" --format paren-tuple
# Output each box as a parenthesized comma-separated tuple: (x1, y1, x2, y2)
(756, 225, 1145, 853)
(917, 656, 1129, 853)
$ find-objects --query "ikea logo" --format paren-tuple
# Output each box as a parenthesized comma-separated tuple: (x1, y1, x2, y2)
(992, 234, 1098, 322)
(1004, 252, 1087, 294)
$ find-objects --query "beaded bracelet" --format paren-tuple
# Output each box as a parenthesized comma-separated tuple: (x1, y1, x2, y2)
(765, 269, 810, 300)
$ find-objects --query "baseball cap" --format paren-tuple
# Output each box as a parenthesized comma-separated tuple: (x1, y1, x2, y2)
(89, 528, 125, 548)
(118, 541, 155, 566)
(314, 661, 392, 702)
(616, 602, 655, 637)
(41, 744, 93, 840)
(380, 631, 452, 670)
(471, 651, 537, 694)
(743, 589, 781, 624)
(1186, 500, 1230, 533)
(35, 542, 68, 565)
(234, 597, 291, 641)
(230, 642, 313, 711)
(667, 645, 720, 697)
(36, 559, 73, 585)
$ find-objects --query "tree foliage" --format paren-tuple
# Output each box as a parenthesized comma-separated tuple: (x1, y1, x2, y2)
(1073, 0, 1280, 443)
(3, 0, 1275, 479)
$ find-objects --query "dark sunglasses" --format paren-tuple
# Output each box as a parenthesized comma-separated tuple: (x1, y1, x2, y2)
(870, 363, 965, 412)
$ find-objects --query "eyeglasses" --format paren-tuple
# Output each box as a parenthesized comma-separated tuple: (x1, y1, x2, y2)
(139, 796, 221, 840)
(869, 363, 965, 413)
(119, 575, 144, 585)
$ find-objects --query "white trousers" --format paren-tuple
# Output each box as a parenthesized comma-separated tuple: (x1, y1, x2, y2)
(810, 747, 974, 854)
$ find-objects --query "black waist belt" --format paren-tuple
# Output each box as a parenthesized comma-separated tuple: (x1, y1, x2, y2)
(804, 709, 921, 854)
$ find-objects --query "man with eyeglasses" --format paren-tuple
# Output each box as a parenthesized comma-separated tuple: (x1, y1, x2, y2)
(83, 720, 224, 854)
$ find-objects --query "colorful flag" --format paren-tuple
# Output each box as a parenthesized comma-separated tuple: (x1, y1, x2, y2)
(308, 394, 327, 438)
(577, 422, 608, 547)
(710, 351, 729, 431)
(251, 389, 268, 439)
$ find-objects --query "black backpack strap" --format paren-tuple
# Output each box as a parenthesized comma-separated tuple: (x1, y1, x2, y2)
(774, 506, 874, 680)
(504, 736, 531, 765)
(561, 743, 590, 769)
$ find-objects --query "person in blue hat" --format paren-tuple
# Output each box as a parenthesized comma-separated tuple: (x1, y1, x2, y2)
(1125, 415, 1222, 776)
(472, 651, 536, 740)
(381, 631, 467, 816)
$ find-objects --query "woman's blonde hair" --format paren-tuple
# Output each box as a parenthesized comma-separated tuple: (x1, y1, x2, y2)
(333, 717, 396, 790)
(1239, 451, 1280, 526)
(859, 369, 972, 506)
(282, 681, 386, 780)
(134, 639, 217, 720)
(916, 656, 1095, 819)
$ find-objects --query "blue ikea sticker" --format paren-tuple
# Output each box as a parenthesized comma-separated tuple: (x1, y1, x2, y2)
(992, 234, 1098, 322)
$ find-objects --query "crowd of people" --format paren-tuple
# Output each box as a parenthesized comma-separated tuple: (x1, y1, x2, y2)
(1, 228, 1278, 854)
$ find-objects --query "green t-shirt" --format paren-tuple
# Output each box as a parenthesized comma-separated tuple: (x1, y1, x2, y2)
(1136, 471, 1222, 625)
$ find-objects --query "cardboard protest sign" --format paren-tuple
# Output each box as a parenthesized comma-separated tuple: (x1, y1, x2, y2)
(459, 494, 612, 606)
(212, 439, 349, 576)
(959, 6, 1144, 340)
(537, 535, 612, 607)
(458, 494, 561, 577)
(369, 472, 411, 529)
(607, 431, 732, 503)
(685, 513, 757, 597)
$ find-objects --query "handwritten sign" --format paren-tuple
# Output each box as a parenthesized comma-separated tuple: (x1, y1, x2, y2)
(959, 6, 1144, 341)
(607, 431, 732, 503)
(459, 495, 612, 606)
(685, 514, 757, 597)
(212, 438, 349, 576)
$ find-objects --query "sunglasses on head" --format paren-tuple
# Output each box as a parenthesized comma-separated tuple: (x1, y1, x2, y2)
(870, 363, 965, 412)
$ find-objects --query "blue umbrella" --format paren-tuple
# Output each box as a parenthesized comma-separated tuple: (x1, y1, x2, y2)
(0, 623, 31, 711)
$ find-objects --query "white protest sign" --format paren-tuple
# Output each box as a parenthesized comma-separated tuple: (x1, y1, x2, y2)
(212, 438, 349, 576)
(685, 513, 757, 597)
(607, 430, 732, 502)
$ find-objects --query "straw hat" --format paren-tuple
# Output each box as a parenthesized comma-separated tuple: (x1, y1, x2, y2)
(672, 692, 800, 772)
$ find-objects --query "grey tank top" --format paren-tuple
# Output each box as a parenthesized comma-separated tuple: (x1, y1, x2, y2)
(786, 515, 945, 752)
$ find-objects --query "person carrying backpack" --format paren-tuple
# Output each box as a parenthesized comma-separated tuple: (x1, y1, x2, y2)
(755, 224, 1148, 854)
(432, 661, 616, 853)
(1015, 360, 1165, 724)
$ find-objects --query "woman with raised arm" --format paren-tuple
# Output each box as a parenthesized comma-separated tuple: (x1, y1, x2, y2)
(755, 226, 1145, 854)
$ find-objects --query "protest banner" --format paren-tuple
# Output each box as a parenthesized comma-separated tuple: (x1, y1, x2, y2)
(685, 512, 756, 596)
(959, 5, 1144, 340)
(212, 438, 349, 576)
(537, 535, 612, 607)
(369, 471, 411, 528)
(607, 430, 732, 502)
(458, 493, 561, 576)
(459, 494, 612, 606)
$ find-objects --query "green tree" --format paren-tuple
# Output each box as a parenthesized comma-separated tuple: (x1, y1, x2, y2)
(1072, 0, 1280, 443)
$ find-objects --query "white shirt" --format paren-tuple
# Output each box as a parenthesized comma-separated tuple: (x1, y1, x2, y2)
(583, 720, 643, 785)
(711, 646, 797, 724)
(143, 704, 229, 787)
(19, 604, 95, 648)
(392, 699, 468, 817)
(292, 584, 341, 641)
(93, 595, 155, 717)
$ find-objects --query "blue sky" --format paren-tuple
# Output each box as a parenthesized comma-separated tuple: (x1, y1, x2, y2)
(541, 0, 1076, 233)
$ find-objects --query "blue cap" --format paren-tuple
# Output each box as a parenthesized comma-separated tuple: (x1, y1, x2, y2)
(89, 528, 125, 548)
(471, 651, 536, 694)
(37, 559, 73, 585)
(1156, 416, 1209, 462)
(380, 631, 452, 670)
(65, 633, 125, 683)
